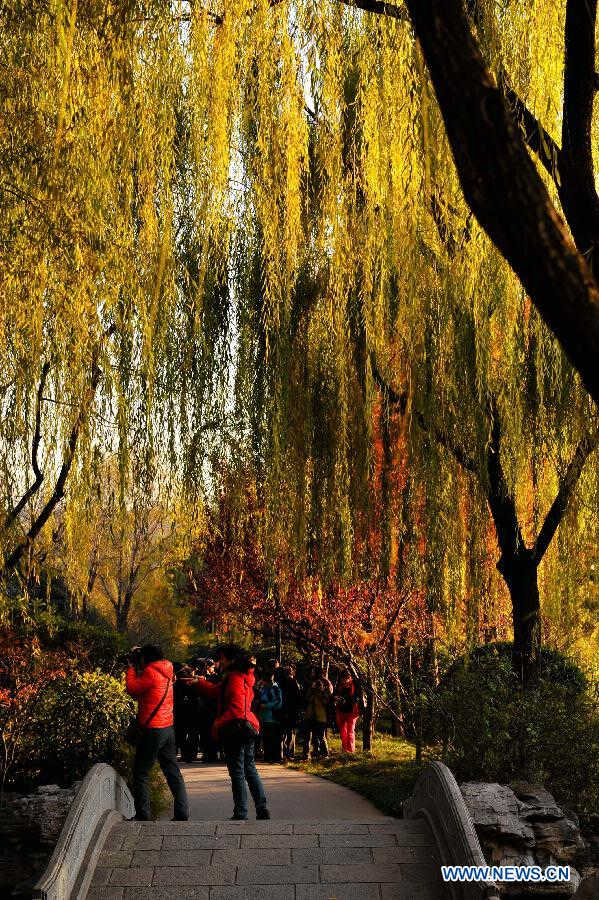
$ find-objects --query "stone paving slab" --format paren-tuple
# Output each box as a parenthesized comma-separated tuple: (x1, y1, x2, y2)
(291, 847, 372, 865)
(212, 849, 292, 865)
(373, 845, 440, 863)
(293, 823, 371, 834)
(319, 832, 397, 846)
(240, 834, 319, 849)
(86, 889, 125, 900)
(210, 888, 295, 900)
(124, 889, 210, 899)
(321, 863, 404, 883)
(216, 822, 294, 835)
(380, 884, 449, 900)
(235, 864, 319, 884)
(162, 834, 241, 850)
(132, 850, 213, 867)
(153, 865, 237, 885)
(296, 885, 380, 900)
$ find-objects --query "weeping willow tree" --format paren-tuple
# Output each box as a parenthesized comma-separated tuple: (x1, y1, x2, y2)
(0, 1, 229, 606)
(1, 1, 598, 678)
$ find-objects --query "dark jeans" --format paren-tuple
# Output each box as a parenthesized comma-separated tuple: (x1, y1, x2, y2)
(223, 738, 267, 819)
(262, 722, 283, 762)
(134, 726, 189, 821)
(302, 720, 328, 759)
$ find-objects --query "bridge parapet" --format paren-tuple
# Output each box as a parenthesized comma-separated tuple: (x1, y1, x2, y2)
(33, 763, 133, 900)
(405, 760, 500, 900)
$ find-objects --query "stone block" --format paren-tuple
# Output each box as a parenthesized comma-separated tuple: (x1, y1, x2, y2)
(296, 885, 380, 900)
(210, 887, 295, 900)
(212, 848, 292, 865)
(320, 833, 396, 847)
(320, 863, 402, 883)
(108, 867, 155, 886)
(292, 847, 372, 865)
(369, 821, 431, 836)
(216, 822, 294, 835)
(235, 864, 318, 884)
(373, 846, 439, 864)
(134, 835, 164, 850)
(98, 850, 134, 868)
(140, 822, 218, 835)
(294, 824, 371, 834)
(162, 834, 240, 850)
(124, 888, 209, 899)
(153, 865, 236, 885)
(92, 867, 112, 885)
(240, 834, 318, 849)
(86, 888, 125, 899)
(132, 849, 212, 867)
(380, 884, 449, 899)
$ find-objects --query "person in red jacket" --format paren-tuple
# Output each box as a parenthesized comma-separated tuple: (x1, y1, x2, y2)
(190, 644, 270, 821)
(125, 645, 189, 821)
(333, 668, 361, 753)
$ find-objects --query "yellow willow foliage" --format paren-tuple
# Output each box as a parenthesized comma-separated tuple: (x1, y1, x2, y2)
(0, 1, 597, 655)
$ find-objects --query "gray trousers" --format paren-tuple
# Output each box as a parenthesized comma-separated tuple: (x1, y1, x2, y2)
(133, 725, 189, 821)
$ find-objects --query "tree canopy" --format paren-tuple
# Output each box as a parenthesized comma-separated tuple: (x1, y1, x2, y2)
(1, 1, 598, 673)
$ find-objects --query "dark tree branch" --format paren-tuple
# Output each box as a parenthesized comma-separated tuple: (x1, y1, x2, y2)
(559, 0, 599, 271)
(533, 424, 599, 565)
(369, 352, 407, 412)
(501, 79, 561, 187)
(401, 0, 599, 407)
(3, 362, 51, 531)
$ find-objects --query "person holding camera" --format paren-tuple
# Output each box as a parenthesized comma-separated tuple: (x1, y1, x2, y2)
(125, 645, 189, 822)
(189, 644, 270, 821)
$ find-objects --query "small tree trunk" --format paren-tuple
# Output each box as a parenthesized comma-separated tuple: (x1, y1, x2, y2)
(362, 666, 376, 752)
(389, 635, 405, 738)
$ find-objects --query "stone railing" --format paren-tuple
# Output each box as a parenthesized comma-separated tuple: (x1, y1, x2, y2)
(404, 761, 500, 900)
(33, 763, 134, 900)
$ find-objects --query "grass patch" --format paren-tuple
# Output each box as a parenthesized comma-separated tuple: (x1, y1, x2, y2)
(288, 732, 425, 818)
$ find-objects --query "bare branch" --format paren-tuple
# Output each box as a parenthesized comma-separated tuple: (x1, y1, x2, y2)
(3, 361, 51, 531)
(533, 425, 599, 564)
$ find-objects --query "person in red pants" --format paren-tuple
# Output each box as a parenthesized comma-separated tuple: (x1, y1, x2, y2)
(333, 669, 360, 753)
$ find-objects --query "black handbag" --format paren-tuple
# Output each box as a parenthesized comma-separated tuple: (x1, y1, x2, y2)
(125, 674, 171, 746)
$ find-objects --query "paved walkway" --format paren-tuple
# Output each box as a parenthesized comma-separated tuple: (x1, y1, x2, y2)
(175, 762, 389, 821)
(86, 763, 449, 900)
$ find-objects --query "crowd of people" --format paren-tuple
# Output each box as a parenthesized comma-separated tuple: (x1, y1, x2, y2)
(125, 643, 363, 823)
(173, 654, 363, 764)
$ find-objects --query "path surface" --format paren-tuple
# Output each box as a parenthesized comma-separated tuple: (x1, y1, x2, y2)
(175, 761, 388, 821)
(85, 763, 449, 900)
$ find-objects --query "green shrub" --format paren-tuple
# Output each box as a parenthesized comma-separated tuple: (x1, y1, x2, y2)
(431, 644, 599, 813)
(31, 670, 134, 783)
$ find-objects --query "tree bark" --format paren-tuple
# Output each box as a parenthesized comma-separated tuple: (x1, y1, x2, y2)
(403, 0, 599, 407)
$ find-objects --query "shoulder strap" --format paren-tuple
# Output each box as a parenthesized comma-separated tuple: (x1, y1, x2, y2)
(143, 673, 171, 728)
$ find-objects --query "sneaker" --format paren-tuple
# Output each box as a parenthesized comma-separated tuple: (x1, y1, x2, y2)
(171, 817, 189, 822)
(230, 814, 247, 821)
(256, 807, 271, 820)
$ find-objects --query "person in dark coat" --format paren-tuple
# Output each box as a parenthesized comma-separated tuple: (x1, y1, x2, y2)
(174, 664, 199, 762)
(257, 667, 283, 762)
(278, 663, 302, 760)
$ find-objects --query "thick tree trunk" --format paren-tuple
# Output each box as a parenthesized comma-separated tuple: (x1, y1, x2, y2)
(498, 550, 541, 685)
(404, 0, 599, 407)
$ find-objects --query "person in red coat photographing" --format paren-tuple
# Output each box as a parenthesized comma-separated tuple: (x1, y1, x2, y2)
(190, 644, 270, 821)
(125, 645, 189, 821)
